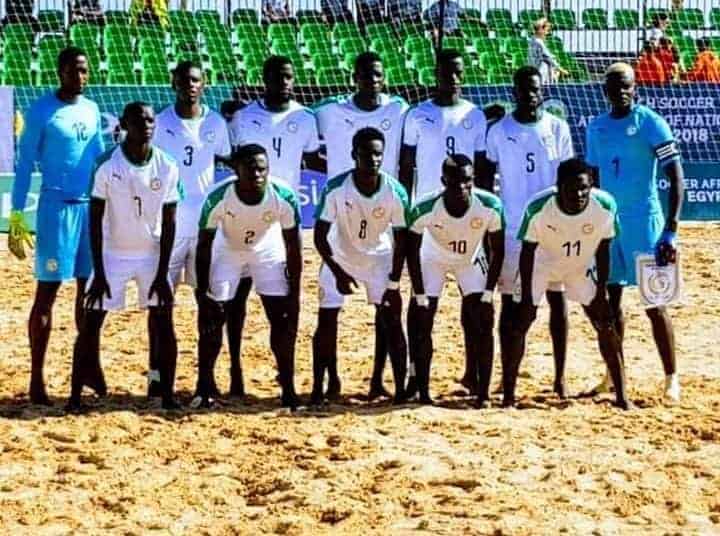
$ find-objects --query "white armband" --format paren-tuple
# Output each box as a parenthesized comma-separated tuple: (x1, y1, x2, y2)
(386, 279, 400, 291)
(481, 290, 494, 303)
(415, 294, 429, 307)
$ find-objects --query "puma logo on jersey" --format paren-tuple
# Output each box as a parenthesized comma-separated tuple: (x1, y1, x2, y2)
(423, 117, 435, 124)
(225, 210, 235, 218)
(344, 118, 354, 127)
(433, 223, 444, 229)
(165, 129, 175, 136)
(251, 120, 262, 129)
(546, 224, 558, 232)
(111, 173, 122, 181)
(506, 136, 517, 143)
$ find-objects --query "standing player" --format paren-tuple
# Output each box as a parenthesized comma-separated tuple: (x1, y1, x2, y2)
(483, 65, 574, 398)
(8, 47, 104, 405)
(312, 127, 409, 405)
(407, 154, 505, 405)
(193, 144, 302, 409)
(506, 158, 629, 410)
(400, 48, 488, 395)
(151, 60, 231, 396)
(585, 63, 684, 402)
(226, 54, 324, 397)
(67, 102, 181, 410)
(314, 51, 408, 400)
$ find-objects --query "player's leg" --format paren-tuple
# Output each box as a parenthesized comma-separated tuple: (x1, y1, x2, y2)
(28, 281, 61, 404)
(368, 318, 391, 400)
(586, 283, 625, 395)
(646, 305, 679, 400)
(194, 295, 226, 407)
(404, 299, 419, 399)
(460, 300, 480, 395)
(67, 309, 108, 411)
(311, 307, 340, 405)
(226, 276, 252, 397)
(501, 301, 537, 407)
(495, 241, 521, 396)
(498, 293, 518, 397)
(260, 295, 300, 409)
(546, 290, 568, 398)
(462, 294, 495, 406)
(412, 297, 438, 404)
(149, 305, 180, 409)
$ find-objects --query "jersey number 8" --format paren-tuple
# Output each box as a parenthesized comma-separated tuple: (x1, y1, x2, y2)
(358, 219, 368, 239)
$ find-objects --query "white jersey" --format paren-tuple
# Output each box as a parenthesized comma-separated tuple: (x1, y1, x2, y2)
(315, 93, 408, 179)
(486, 112, 574, 236)
(410, 188, 504, 264)
(315, 170, 409, 276)
(402, 98, 487, 200)
(517, 187, 618, 275)
(228, 99, 321, 192)
(91, 145, 181, 258)
(199, 177, 300, 257)
(153, 105, 231, 238)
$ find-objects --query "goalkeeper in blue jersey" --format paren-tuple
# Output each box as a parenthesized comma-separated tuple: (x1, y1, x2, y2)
(9, 47, 105, 405)
(585, 62, 684, 402)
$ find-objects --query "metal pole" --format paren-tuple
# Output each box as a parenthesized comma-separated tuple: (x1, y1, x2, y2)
(436, 0, 447, 53)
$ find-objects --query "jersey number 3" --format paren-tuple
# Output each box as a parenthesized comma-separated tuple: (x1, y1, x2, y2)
(183, 145, 193, 166)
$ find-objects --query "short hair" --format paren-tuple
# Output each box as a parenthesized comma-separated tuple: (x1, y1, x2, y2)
(605, 62, 634, 81)
(513, 65, 541, 87)
(229, 143, 267, 165)
(58, 46, 86, 70)
(436, 48, 463, 67)
(173, 60, 203, 78)
(354, 51, 382, 72)
(121, 101, 152, 120)
(533, 17, 550, 32)
(653, 13, 668, 26)
(557, 157, 591, 185)
(352, 126, 385, 151)
(220, 99, 242, 118)
(263, 55, 293, 79)
(697, 37, 710, 51)
(442, 154, 474, 175)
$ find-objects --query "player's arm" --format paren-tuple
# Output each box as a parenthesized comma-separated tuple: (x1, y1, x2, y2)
(406, 230, 424, 297)
(314, 219, 357, 293)
(517, 240, 538, 330)
(12, 102, 43, 212)
(303, 149, 327, 174)
(484, 229, 505, 292)
(84, 197, 111, 309)
(149, 201, 177, 307)
(475, 153, 496, 192)
(399, 144, 416, 197)
(662, 160, 684, 234)
(282, 227, 302, 297)
(595, 238, 611, 297)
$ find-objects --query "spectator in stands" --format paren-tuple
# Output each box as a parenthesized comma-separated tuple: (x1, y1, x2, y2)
(130, 0, 169, 29)
(262, 0, 291, 23)
(684, 38, 720, 83)
(71, 0, 106, 25)
(424, 0, 462, 46)
(657, 37, 679, 82)
(647, 13, 669, 44)
(2, 0, 36, 26)
(388, 0, 422, 26)
(529, 18, 568, 84)
(322, 0, 353, 24)
(357, 0, 385, 27)
(635, 42, 666, 84)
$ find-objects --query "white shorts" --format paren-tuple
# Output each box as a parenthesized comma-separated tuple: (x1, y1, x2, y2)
(318, 256, 391, 309)
(532, 265, 596, 306)
(421, 255, 488, 298)
(169, 236, 197, 288)
(209, 248, 288, 302)
(498, 238, 564, 296)
(87, 254, 173, 311)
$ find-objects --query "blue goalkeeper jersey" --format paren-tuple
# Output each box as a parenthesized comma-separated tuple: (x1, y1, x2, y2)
(585, 104, 680, 216)
(12, 92, 104, 210)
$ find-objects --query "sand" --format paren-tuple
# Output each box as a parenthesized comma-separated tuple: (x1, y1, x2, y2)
(0, 224, 718, 535)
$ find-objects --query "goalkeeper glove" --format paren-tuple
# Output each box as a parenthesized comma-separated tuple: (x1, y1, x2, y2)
(8, 210, 34, 260)
(654, 229, 677, 267)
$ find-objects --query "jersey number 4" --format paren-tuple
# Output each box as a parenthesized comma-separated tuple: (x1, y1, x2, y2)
(272, 137, 282, 158)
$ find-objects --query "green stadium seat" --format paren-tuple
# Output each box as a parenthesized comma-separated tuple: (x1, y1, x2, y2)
(107, 63, 137, 84)
(306, 38, 332, 57)
(442, 36, 466, 53)
(365, 23, 394, 42)
(473, 37, 500, 55)
(138, 36, 165, 59)
(195, 9, 221, 28)
(142, 67, 170, 85)
(203, 25, 232, 52)
(3, 45, 31, 70)
(485, 9, 513, 32)
(418, 66, 435, 86)
(38, 10, 64, 32)
(503, 36, 527, 54)
(385, 66, 416, 86)
(463, 66, 486, 86)
(680, 50, 697, 70)
(582, 8, 608, 30)
(332, 22, 363, 44)
(459, 20, 488, 39)
(487, 66, 512, 84)
(134, 23, 165, 42)
(3, 23, 34, 47)
(238, 38, 266, 58)
(673, 8, 705, 30)
(546, 35, 564, 55)
(550, 9, 576, 30)
(511, 51, 528, 69)
(673, 35, 696, 54)
(614, 9, 639, 29)
(169, 10, 198, 38)
(300, 23, 328, 44)
(38, 68, 57, 86)
(243, 52, 265, 71)
(404, 35, 432, 56)
(104, 24, 132, 52)
(645, 9, 667, 25)
(38, 35, 67, 62)
(460, 8, 482, 22)
(297, 10, 323, 24)
(310, 52, 338, 72)
(709, 36, 720, 54)
(342, 51, 359, 70)
(316, 67, 349, 86)
(478, 51, 500, 72)
(370, 37, 400, 55)
(234, 23, 265, 42)
(410, 50, 435, 70)
(380, 51, 405, 70)
(207, 37, 234, 66)
(294, 69, 315, 85)
(711, 9, 720, 30)
(245, 67, 263, 85)
(566, 63, 591, 83)
(339, 37, 366, 57)
(105, 10, 130, 25)
(399, 21, 425, 38)
(2, 67, 32, 86)
(232, 8, 259, 25)
(212, 65, 242, 85)
(268, 23, 295, 44)
(519, 9, 543, 32)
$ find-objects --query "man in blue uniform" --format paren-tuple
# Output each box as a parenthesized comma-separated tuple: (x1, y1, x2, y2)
(585, 62, 684, 402)
(9, 47, 104, 405)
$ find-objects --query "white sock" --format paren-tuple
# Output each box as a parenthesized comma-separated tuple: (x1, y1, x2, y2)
(148, 369, 161, 383)
(408, 363, 416, 377)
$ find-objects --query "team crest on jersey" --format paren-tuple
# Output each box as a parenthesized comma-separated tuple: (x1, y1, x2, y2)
(287, 121, 298, 133)
(470, 218, 483, 229)
(150, 178, 162, 191)
(372, 207, 385, 219)
(204, 131, 216, 142)
(626, 125, 638, 136)
(380, 119, 392, 131)
(46, 258, 58, 273)
(462, 119, 473, 130)
(582, 223, 594, 234)
(262, 210, 274, 223)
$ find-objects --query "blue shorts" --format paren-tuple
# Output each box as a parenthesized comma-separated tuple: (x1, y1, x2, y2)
(610, 211, 664, 286)
(35, 194, 92, 282)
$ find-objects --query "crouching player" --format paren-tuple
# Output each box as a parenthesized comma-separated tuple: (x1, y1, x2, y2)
(312, 127, 409, 405)
(407, 154, 505, 406)
(504, 158, 630, 409)
(68, 102, 181, 410)
(193, 143, 301, 409)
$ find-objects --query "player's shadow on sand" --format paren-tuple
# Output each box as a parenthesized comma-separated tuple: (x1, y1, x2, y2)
(0, 387, 624, 420)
